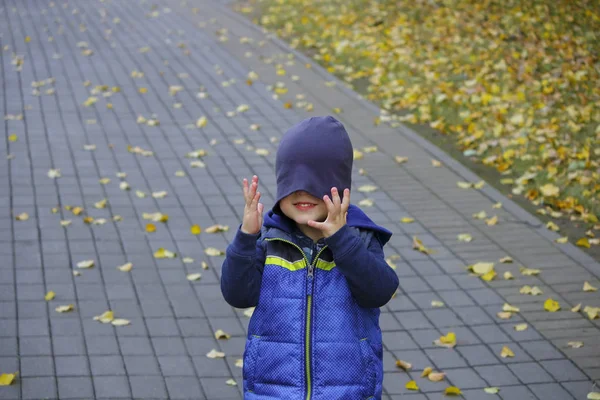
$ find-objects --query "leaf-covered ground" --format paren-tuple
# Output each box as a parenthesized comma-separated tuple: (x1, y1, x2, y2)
(237, 0, 600, 228)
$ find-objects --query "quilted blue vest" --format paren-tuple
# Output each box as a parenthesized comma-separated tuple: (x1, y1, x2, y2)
(242, 226, 383, 400)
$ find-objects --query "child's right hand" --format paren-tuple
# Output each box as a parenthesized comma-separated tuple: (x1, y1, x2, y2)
(241, 175, 264, 235)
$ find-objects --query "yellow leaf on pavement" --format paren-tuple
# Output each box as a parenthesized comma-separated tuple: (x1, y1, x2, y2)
(154, 248, 176, 259)
(497, 312, 513, 320)
(214, 329, 231, 340)
(503, 271, 514, 280)
(571, 303, 581, 312)
(567, 341, 583, 349)
(514, 323, 528, 331)
(412, 236, 435, 254)
(400, 217, 414, 223)
(484, 387, 500, 394)
(152, 191, 167, 199)
(190, 225, 202, 235)
(8, 134, 18, 142)
(457, 233, 472, 242)
(359, 199, 374, 207)
(353, 150, 364, 160)
(44, 291, 55, 301)
(469, 262, 494, 275)
(432, 159, 442, 167)
(146, 223, 156, 233)
(55, 304, 74, 313)
(15, 212, 29, 221)
(76, 260, 94, 269)
(499, 256, 513, 263)
(431, 300, 445, 308)
(206, 349, 225, 359)
(473, 210, 487, 219)
(421, 367, 433, 377)
(117, 262, 132, 272)
(583, 281, 597, 292)
(395, 156, 408, 164)
(358, 185, 378, 193)
(520, 267, 541, 276)
(485, 215, 498, 226)
(445, 386, 462, 396)
(546, 221, 560, 231)
(0, 372, 18, 386)
(577, 237, 591, 248)
(111, 318, 130, 326)
(94, 198, 107, 209)
(502, 303, 520, 313)
(94, 310, 114, 323)
(434, 332, 456, 348)
(187, 273, 202, 281)
(492, 202, 502, 209)
(395, 360, 412, 370)
(481, 270, 497, 282)
(205, 247, 224, 256)
(544, 298, 561, 312)
(405, 380, 419, 391)
(583, 306, 599, 320)
(588, 392, 600, 400)
(457, 181, 473, 189)
(428, 372, 445, 382)
(235, 359, 243, 368)
(205, 224, 229, 233)
(500, 345, 515, 358)
(540, 183, 560, 197)
(226, 378, 237, 386)
(555, 236, 569, 244)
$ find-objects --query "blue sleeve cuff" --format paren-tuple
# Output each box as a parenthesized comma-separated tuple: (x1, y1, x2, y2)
(324, 224, 359, 260)
(230, 225, 261, 256)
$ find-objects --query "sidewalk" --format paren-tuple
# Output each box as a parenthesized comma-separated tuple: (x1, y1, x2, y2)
(0, 0, 598, 399)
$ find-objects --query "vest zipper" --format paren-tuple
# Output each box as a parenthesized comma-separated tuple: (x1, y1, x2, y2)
(265, 238, 328, 400)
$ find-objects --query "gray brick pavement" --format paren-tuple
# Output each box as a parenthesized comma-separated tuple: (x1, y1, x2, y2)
(0, 0, 599, 399)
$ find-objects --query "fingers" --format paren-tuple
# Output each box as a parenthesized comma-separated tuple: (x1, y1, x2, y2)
(341, 188, 350, 212)
(250, 190, 261, 210)
(307, 220, 325, 230)
(323, 194, 335, 215)
(243, 175, 259, 206)
(331, 187, 341, 208)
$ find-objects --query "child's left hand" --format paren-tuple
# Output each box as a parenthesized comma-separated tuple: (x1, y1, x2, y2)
(307, 187, 350, 238)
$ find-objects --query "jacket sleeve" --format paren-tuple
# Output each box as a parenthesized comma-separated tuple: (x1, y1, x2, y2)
(220, 226, 266, 309)
(324, 225, 399, 308)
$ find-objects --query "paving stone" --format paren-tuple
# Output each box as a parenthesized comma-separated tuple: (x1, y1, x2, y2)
(123, 355, 162, 376)
(93, 376, 132, 398)
(475, 364, 520, 386)
(21, 377, 58, 400)
(457, 345, 499, 366)
(130, 375, 169, 399)
(165, 376, 206, 399)
(55, 355, 90, 376)
(57, 376, 94, 399)
(90, 355, 127, 376)
(540, 359, 589, 382)
(528, 383, 575, 400)
(20, 356, 55, 377)
(424, 348, 468, 369)
(508, 362, 555, 384)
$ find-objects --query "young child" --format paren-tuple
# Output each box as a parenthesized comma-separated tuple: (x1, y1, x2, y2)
(221, 116, 399, 400)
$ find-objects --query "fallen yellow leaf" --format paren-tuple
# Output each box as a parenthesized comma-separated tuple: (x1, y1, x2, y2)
(544, 298, 561, 312)
(206, 349, 225, 358)
(44, 291, 55, 301)
(520, 267, 541, 276)
(421, 367, 433, 377)
(577, 237, 591, 248)
(400, 217, 414, 223)
(226, 379, 237, 386)
(457, 233, 472, 242)
(146, 223, 156, 233)
(571, 303, 582, 312)
(395, 360, 412, 370)
(428, 372, 445, 382)
(0, 372, 18, 386)
(485, 215, 498, 226)
(499, 256, 513, 263)
(434, 332, 456, 348)
(500, 345, 515, 358)
(555, 236, 569, 244)
(8, 134, 18, 142)
(94, 310, 114, 324)
(588, 392, 600, 400)
(514, 323, 528, 331)
(502, 303, 520, 313)
(567, 341, 583, 349)
(111, 318, 130, 326)
(187, 273, 202, 281)
(76, 260, 94, 269)
(583, 306, 599, 320)
(205, 224, 229, 233)
(55, 304, 74, 313)
(395, 156, 408, 164)
(358, 184, 378, 193)
(583, 281, 597, 292)
(432, 159, 442, 167)
(497, 312, 513, 320)
(431, 300, 445, 308)
(469, 262, 494, 275)
(205, 247, 224, 256)
(444, 386, 462, 396)
(154, 248, 176, 259)
(503, 271, 514, 280)
(117, 262, 132, 272)
(484, 387, 500, 394)
(190, 225, 202, 235)
(405, 380, 419, 391)
(214, 329, 231, 340)
(353, 150, 364, 160)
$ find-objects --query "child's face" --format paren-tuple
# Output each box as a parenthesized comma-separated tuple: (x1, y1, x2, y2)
(280, 190, 328, 226)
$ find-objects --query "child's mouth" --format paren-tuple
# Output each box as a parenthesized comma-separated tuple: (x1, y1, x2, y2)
(294, 202, 316, 211)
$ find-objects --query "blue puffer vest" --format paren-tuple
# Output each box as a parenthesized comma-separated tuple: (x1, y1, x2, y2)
(243, 224, 383, 400)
